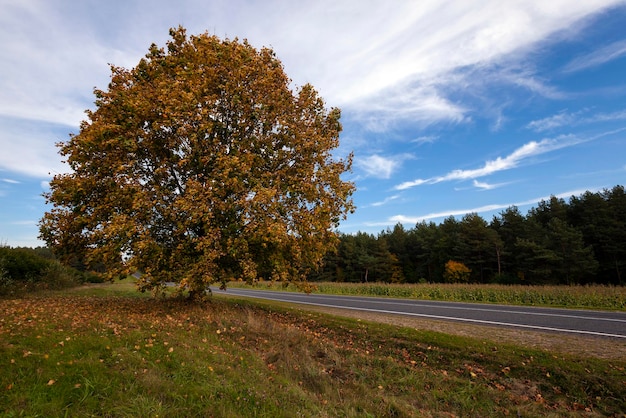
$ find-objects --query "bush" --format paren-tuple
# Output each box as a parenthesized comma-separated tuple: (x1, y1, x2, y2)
(0, 246, 84, 295)
(0, 247, 47, 281)
(443, 260, 471, 283)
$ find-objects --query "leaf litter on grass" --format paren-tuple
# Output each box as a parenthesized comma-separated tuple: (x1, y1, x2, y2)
(1, 292, 625, 417)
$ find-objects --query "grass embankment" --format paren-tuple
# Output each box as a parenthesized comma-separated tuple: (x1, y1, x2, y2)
(231, 281, 626, 311)
(1, 280, 625, 417)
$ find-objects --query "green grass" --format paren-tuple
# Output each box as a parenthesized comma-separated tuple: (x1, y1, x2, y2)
(231, 280, 626, 311)
(1, 280, 625, 417)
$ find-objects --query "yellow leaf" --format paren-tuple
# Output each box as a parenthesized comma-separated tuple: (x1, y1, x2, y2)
(40, 28, 353, 295)
(47, 380, 55, 386)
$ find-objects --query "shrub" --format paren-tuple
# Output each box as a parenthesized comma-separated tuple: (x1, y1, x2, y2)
(0, 246, 84, 295)
(443, 260, 471, 283)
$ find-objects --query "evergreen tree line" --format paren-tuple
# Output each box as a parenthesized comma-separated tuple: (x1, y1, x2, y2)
(309, 185, 626, 285)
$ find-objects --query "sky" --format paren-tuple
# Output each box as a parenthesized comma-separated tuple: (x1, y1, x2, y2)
(1, 0, 626, 247)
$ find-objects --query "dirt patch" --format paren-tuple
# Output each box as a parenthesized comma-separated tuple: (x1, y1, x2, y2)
(297, 305, 626, 360)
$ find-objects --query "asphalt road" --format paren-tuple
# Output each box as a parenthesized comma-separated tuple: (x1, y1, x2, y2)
(211, 287, 626, 339)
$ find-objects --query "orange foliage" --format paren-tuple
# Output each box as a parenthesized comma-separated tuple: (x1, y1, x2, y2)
(40, 27, 354, 297)
(443, 260, 471, 283)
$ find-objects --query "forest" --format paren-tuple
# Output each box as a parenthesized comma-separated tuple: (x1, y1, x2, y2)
(309, 185, 626, 286)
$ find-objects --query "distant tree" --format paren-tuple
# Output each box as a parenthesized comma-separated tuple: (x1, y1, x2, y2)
(529, 195, 569, 226)
(443, 260, 471, 283)
(382, 224, 420, 282)
(545, 218, 597, 284)
(458, 213, 501, 282)
(513, 237, 559, 283)
(604, 186, 626, 284)
(368, 235, 404, 283)
(40, 27, 354, 298)
(509, 216, 597, 284)
(412, 221, 444, 282)
(491, 206, 529, 282)
(351, 232, 382, 282)
(430, 217, 462, 281)
(569, 186, 626, 284)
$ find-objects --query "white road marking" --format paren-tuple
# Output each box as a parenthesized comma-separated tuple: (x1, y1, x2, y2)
(218, 290, 626, 339)
(311, 295, 626, 323)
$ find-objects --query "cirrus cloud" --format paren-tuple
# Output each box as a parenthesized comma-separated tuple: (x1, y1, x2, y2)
(394, 134, 588, 190)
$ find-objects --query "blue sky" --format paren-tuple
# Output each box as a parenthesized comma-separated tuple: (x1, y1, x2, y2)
(1, 0, 626, 247)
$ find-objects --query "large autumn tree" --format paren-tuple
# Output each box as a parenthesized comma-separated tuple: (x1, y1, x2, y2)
(40, 27, 354, 298)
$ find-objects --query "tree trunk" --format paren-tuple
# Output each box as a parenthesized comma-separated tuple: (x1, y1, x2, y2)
(496, 245, 501, 276)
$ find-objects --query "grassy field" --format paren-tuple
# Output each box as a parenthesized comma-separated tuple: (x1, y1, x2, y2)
(1, 279, 625, 417)
(230, 281, 626, 311)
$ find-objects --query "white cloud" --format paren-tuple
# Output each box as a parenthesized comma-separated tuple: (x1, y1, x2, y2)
(385, 188, 599, 225)
(412, 135, 438, 145)
(356, 154, 406, 179)
(348, 81, 469, 131)
(388, 204, 506, 224)
(10, 220, 38, 226)
(395, 178, 430, 191)
(0, 2, 126, 126)
(588, 109, 626, 123)
(394, 134, 587, 190)
(527, 108, 626, 131)
(370, 194, 401, 207)
(330, 0, 617, 128)
(472, 180, 506, 190)
(3, 0, 620, 126)
(324, 1, 613, 104)
(0, 0, 623, 179)
(502, 70, 566, 100)
(527, 110, 580, 132)
(563, 39, 626, 73)
(1, 178, 20, 184)
(0, 117, 70, 178)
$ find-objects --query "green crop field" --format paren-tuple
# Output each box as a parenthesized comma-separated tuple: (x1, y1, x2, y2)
(231, 280, 626, 311)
